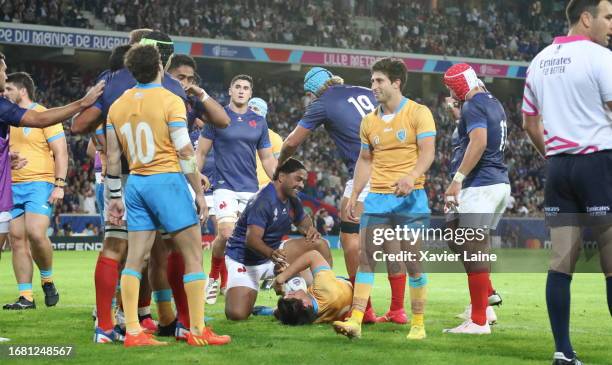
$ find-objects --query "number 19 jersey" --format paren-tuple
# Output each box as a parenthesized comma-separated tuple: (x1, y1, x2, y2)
(107, 83, 187, 175)
(298, 84, 377, 175)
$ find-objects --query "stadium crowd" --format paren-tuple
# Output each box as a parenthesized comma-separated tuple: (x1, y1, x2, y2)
(10, 61, 543, 222)
(1, 0, 571, 61)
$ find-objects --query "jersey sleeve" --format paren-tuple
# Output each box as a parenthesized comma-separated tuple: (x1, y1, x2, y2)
(521, 65, 540, 116)
(413, 106, 437, 140)
(257, 119, 272, 149)
(165, 95, 187, 128)
(594, 50, 612, 103)
(270, 131, 283, 158)
(202, 122, 215, 140)
(246, 197, 271, 229)
(297, 98, 327, 130)
(92, 70, 111, 111)
(462, 102, 488, 133)
(43, 123, 66, 143)
(0, 98, 27, 126)
(359, 116, 371, 150)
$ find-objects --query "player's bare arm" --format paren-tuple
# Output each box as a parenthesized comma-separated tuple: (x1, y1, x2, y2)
(444, 128, 486, 206)
(278, 126, 311, 167)
(246, 224, 286, 264)
(20, 80, 105, 128)
(71, 106, 104, 134)
(347, 147, 373, 222)
(105, 125, 124, 227)
(185, 84, 230, 129)
(275, 250, 327, 286)
(522, 114, 546, 157)
(296, 215, 320, 242)
(257, 146, 277, 180)
(196, 136, 212, 188)
(48, 134, 69, 205)
(394, 135, 435, 197)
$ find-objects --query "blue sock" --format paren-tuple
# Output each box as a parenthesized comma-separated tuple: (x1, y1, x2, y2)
(546, 270, 573, 358)
(607, 276, 612, 316)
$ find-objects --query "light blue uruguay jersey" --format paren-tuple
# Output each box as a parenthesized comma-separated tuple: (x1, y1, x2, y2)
(298, 84, 377, 176)
(451, 92, 510, 188)
(201, 105, 271, 192)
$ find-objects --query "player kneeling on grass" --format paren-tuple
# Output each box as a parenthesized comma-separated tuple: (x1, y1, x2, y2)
(224, 158, 333, 321)
(274, 250, 351, 325)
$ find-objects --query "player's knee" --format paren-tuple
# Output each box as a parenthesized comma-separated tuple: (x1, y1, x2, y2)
(26, 229, 48, 246)
(340, 221, 360, 235)
(225, 306, 250, 321)
(218, 228, 232, 241)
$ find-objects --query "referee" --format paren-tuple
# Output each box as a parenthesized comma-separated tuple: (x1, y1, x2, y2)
(522, 1, 612, 364)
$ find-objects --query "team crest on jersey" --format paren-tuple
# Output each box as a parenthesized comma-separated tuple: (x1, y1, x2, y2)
(373, 135, 380, 145)
(249, 120, 257, 128)
(396, 129, 406, 142)
(23, 127, 31, 136)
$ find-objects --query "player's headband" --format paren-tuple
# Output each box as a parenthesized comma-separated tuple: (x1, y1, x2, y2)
(304, 67, 333, 95)
(139, 37, 174, 67)
(443, 63, 480, 101)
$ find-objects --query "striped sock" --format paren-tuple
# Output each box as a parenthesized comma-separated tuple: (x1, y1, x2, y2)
(409, 274, 427, 327)
(153, 289, 175, 326)
(184, 272, 206, 336)
(40, 269, 53, 285)
(350, 272, 374, 324)
(120, 269, 142, 336)
(18, 283, 33, 302)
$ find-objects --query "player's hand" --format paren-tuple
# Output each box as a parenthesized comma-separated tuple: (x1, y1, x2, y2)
(108, 199, 125, 226)
(195, 195, 208, 224)
(273, 277, 285, 296)
(80, 80, 105, 108)
(444, 180, 461, 211)
(184, 84, 208, 101)
(274, 261, 288, 276)
(346, 197, 360, 223)
(305, 226, 321, 243)
(48, 187, 64, 205)
(200, 173, 211, 191)
(393, 172, 417, 197)
(9, 152, 27, 170)
(271, 248, 287, 265)
(445, 96, 461, 120)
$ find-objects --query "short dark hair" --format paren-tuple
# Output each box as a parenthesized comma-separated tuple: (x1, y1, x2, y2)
(371, 57, 408, 91)
(566, 0, 610, 25)
(125, 44, 161, 84)
(109, 44, 131, 72)
(230, 74, 253, 88)
(275, 297, 317, 326)
(167, 54, 197, 72)
(7, 72, 35, 99)
(273, 158, 306, 181)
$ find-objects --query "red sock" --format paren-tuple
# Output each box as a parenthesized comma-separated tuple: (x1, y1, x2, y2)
(350, 276, 374, 312)
(487, 277, 495, 297)
(209, 256, 224, 280)
(167, 251, 190, 328)
(220, 259, 228, 289)
(388, 274, 407, 312)
(468, 272, 489, 326)
(95, 255, 119, 331)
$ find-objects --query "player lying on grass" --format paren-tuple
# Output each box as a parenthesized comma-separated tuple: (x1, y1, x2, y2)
(224, 158, 332, 321)
(274, 250, 352, 325)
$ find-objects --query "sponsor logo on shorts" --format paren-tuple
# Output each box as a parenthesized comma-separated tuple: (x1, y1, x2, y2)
(544, 206, 560, 216)
(586, 206, 610, 216)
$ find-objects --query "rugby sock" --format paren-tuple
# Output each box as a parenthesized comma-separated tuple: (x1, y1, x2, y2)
(388, 274, 406, 312)
(546, 270, 574, 359)
(220, 259, 228, 289)
(153, 289, 175, 326)
(350, 272, 375, 324)
(467, 272, 488, 326)
(120, 269, 143, 336)
(137, 278, 152, 319)
(409, 274, 427, 327)
(167, 251, 190, 328)
(94, 256, 119, 331)
(40, 269, 53, 285)
(349, 276, 373, 314)
(18, 283, 33, 302)
(606, 276, 612, 316)
(487, 277, 495, 297)
(209, 256, 224, 281)
(183, 272, 206, 336)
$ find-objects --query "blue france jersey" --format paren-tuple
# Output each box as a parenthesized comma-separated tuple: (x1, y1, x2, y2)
(451, 93, 509, 187)
(201, 105, 271, 192)
(298, 85, 377, 175)
(0, 97, 26, 131)
(226, 183, 305, 265)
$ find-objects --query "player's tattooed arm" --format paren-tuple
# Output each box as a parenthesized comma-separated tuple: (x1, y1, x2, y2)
(296, 215, 320, 242)
(522, 114, 545, 157)
(258, 147, 278, 180)
(278, 126, 311, 167)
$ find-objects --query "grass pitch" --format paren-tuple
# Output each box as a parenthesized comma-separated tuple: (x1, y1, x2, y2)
(0, 250, 610, 365)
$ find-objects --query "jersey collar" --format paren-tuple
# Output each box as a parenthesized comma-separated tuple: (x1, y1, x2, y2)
(27, 102, 38, 110)
(309, 293, 319, 314)
(552, 35, 590, 44)
(379, 96, 408, 116)
(135, 82, 162, 89)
